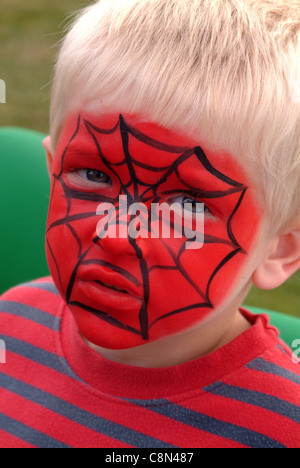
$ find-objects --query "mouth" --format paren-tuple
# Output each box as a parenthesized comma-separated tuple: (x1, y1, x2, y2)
(75, 261, 144, 305)
(80, 278, 144, 303)
(94, 279, 132, 295)
(75, 277, 143, 317)
(80, 277, 143, 301)
(78, 270, 143, 298)
(89, 276, 143, 300)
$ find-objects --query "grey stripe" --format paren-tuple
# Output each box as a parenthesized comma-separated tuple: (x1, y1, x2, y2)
(126, 398, 286, 448)
(246, 357, 300, 386)
(19, 281, 59, 295)
(0, 300, 59, 331)
(0, 413, 71, 448)
(277, 344, 292, 357)
(0, 335, 82, 382)
(0, 374, 175, 448)
(204, 381, 300, 424)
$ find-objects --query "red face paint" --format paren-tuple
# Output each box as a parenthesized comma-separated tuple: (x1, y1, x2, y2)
(46, 112, 261, 349)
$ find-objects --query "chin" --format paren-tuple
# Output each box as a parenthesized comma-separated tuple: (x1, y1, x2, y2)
(71, 307, 150, 350)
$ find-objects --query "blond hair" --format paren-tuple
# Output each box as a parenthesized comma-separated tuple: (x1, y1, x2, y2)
(49, 0, 300, 232)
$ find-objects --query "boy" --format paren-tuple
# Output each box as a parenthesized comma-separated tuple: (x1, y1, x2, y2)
(0, 0, 299, 448)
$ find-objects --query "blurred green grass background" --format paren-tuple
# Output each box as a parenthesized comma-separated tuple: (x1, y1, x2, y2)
(0, 0, 299, 317)
(0, 0, 87, 132)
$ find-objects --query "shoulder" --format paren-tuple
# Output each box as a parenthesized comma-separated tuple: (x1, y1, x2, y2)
(245, 340, 299, 446)
(203, 311, 300, 447)
(240, 311, 300, 407)
(243, 309, 300, 379)
(0, 277, 63, 330)
(0, 277, 58, 301)
(246, 340, 300, 445)
(248, 338, 300, 392)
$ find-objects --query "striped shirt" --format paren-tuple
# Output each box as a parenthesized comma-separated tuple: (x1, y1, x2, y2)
(0, 277, 299, 448)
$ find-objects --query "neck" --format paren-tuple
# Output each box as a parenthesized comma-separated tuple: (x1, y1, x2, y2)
(84, 306, 251, 368)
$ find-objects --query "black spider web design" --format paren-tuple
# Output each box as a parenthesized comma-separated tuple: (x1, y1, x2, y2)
(47, 114, 248, 341)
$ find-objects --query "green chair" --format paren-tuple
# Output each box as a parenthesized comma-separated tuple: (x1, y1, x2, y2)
(0, 127, 50, 294)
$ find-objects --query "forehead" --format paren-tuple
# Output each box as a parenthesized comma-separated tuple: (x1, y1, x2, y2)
(56, 111, 252, 186)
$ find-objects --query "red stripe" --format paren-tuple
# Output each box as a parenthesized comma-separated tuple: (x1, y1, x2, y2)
(0, 429, 36, 448)
(0, 312, 61, 357)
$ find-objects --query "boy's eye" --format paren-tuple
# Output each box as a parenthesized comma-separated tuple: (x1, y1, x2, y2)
(168, 194, 211, 216)
(181, 197, 206, 214)
(68, 169, 112, 187)
(84, 169, 111, 184)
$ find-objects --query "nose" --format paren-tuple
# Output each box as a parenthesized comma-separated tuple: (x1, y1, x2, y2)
(94, 210, 149, 258)
(94, 233, 136, 256)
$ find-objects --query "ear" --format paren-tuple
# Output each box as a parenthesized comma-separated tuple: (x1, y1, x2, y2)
(252, 221, 300, 290)
(43, 136, 54, 177)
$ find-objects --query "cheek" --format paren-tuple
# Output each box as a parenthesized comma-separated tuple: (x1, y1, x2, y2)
(46, 183, 98, 298)
(145, 243, 252, 341)
(145, 195, 261, 339)
(148, 246, 238, 320)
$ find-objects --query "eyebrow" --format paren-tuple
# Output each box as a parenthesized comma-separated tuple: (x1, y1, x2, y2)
(83, 114, 192, 155)
(63, 146, 102, 160)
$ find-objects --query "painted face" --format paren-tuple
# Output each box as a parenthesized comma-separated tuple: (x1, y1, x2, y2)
(46, 112, 261, 349)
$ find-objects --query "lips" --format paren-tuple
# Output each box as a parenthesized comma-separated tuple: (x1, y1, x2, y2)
(95, 279, 128, 294)
(76, 263, 144, 300)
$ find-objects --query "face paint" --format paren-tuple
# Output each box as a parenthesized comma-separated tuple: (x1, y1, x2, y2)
(46, 112, 262, 349)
